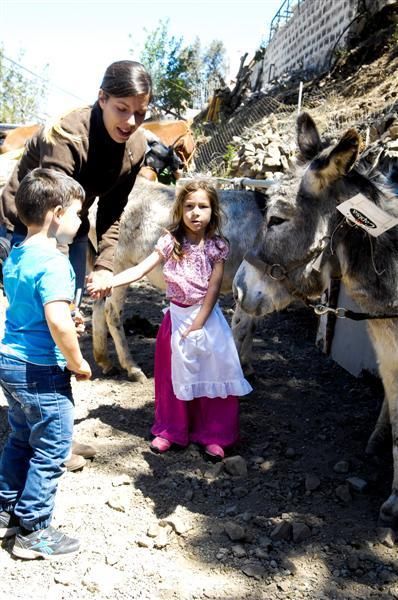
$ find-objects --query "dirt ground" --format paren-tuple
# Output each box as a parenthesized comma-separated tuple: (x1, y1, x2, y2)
(1, 280, 397, 600)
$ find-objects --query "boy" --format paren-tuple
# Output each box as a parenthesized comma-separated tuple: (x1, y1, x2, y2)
(0, 168, 91, 559)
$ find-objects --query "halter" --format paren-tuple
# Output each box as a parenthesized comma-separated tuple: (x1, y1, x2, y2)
(243, 231, 398, 321)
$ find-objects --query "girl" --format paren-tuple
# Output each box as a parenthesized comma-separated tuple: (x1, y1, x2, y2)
(88, 180, 252, 459)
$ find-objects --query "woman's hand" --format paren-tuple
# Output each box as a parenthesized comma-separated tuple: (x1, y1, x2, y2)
(86, 269, 113, 300)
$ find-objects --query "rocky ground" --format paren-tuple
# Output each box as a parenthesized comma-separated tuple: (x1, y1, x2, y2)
(1, 281, 397, 600)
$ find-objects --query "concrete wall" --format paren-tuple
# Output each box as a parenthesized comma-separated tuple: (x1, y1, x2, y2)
(253, 0, 395, 87)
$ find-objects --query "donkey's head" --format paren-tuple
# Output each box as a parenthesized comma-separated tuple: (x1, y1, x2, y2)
(233, 112, 364, 316)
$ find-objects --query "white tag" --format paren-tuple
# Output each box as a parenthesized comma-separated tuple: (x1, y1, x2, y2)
(337, 193, 398, 237)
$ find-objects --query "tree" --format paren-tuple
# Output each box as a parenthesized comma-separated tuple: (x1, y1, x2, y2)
(0, 47, 47, 123)
(131, 20, 227, 115)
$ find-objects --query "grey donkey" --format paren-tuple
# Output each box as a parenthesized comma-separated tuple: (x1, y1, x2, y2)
(233, 112, 398, 526)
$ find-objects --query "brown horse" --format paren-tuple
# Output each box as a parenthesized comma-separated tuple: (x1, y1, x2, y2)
(0, 124, 41, 154)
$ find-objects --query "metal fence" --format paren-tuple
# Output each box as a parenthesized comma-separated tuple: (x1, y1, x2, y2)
(192, 86, 398, 176)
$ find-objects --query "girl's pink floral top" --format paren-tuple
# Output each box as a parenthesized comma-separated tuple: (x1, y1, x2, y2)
(155, 233, 229, 305)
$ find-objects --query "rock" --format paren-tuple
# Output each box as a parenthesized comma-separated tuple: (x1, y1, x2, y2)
(241, 563, 265, 580)
(285, 447, 296, 458)
(376, 527, 396, 548)
(154, 526, 171, 549)
(270, 521, 292, 541)
(147, 523, 161, 538)
(112, 474, 131, 487)
(255, 547, 269, 559)
(231, 544, 247, 557)
(224, 521, 246, 541)
(54, 571, 77, 586)
(204, 462, 224, 479)
(82, 565, 121, 594)
(305, 473, 321, 491)
(346, 476, 367, 493)
(335, 484, 352, 503)
(163, 516, 190, 535)
(224, 456, 248, 477)
(136, 537, 153, 548)
(106, 492, 128, 512)
(233, 486, 248, 498)
(292, 522, 311, 543)
(333, 460, 350, 474)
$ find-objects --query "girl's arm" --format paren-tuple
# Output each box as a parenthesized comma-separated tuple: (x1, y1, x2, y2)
(182, 261, 224, 337)
(86, 250, 162, 298)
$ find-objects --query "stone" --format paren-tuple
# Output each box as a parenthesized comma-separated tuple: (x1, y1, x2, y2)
(292, 522, 311, 543)
(82, 565, 121, 594)
(305, 473, 321, 491)
(54, 571, 77, 586)
(335, 484, 352, 503)
(231, 544, 247, 558)
(163, 516, 190, 535)
(112, 474, 131, 487)
(154, 527, 170, 549)
(147, 523, 161, 538)
(270, 521, 292, 541)
(376, 527, 396, 548)
(223, 456, 248, 477)
(241, 564, 265, 580)
(285, 447, 296, 458)
(346, 476, 367, 493)
(106, 492, 128, 512)
(224, 521, 246, 542)
(333, 460, 350, 474)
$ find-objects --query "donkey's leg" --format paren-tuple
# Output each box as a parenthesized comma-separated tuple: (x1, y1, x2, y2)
(376, 361, 398, 525)
(232, 304, 257, 376)
(105, 286, 147, 383)
(366, 397, 390, 456)
(92, 299, 114, 374)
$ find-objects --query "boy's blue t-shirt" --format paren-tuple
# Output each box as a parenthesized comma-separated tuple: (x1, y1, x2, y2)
(1, 238, 75, 366)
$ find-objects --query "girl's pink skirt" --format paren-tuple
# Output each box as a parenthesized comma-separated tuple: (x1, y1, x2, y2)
(151, 309, 240, 448)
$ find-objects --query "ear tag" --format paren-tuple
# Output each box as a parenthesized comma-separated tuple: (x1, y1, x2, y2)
(311, 252, 323, 272)
(337, 193, 398, 237)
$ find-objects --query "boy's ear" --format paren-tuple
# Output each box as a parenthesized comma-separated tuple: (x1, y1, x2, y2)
(53, 205, 64, 220)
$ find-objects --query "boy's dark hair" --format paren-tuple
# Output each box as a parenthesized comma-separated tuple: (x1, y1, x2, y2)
(15, 168, 85, 226)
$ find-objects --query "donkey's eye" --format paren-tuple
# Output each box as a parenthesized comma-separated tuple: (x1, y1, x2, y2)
(268, 216, 286, 227)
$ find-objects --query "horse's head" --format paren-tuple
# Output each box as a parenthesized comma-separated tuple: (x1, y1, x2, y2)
(233, 112, 367, 316)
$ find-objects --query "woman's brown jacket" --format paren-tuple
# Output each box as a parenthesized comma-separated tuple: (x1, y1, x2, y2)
(0, 102, 147, 271)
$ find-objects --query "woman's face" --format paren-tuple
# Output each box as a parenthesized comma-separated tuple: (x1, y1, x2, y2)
(98, 91, 150, 143)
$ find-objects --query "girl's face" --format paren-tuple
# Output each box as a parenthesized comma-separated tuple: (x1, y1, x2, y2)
(56, 199, 82, 245)
(182, 190, 212, 239)
(98, 91, 150, 143)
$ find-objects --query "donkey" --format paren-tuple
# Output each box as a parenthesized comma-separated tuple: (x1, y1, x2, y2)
(233, 112, 398, 525)
(92, 175, 264, 382)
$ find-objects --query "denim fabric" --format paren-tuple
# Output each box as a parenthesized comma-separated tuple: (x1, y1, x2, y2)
(0, 353, 74, 531)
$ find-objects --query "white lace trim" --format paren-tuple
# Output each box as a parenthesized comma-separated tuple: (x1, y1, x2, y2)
(173, 377, 252, 401)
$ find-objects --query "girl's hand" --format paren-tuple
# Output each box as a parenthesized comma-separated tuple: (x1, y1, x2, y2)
(86, 270, 113, 300)
(181, 324, 202, 339)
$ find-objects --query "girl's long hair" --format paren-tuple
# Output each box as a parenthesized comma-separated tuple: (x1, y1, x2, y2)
(168, 180, 227, 260)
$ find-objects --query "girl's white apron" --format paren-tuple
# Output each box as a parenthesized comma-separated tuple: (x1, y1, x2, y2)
(167, 302, 252, 401)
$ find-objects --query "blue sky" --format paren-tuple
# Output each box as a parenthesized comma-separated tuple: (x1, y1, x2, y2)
(1, 0, 283, 118)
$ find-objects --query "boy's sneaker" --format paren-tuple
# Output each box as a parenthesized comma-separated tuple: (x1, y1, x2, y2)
(12, 525, 80, 560)
(0, 511, 20, 538)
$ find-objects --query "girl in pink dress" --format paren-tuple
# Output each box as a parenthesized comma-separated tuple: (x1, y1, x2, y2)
(88, 180, 252, 459)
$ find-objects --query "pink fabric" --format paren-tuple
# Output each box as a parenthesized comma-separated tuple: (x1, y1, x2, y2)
(151, 309, 240, 448)
(155, 233, 229, 305)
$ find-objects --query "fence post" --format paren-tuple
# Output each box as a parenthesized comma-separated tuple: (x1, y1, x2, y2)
(297, 81, 303, 114)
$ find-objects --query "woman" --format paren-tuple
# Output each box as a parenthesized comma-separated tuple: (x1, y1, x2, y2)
(0, 59, 152, 297)
(0, 60, 152, 470)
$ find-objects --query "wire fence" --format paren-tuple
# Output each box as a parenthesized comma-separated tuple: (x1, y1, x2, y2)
(193, 86, 398, 175)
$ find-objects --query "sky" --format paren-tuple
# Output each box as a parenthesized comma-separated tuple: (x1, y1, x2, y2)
(1, 0, 283, 119)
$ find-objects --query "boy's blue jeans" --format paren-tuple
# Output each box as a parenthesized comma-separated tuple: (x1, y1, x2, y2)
(0, 353, 74, 531)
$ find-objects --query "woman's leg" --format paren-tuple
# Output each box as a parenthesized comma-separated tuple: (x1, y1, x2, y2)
(151, 311, 191, 447)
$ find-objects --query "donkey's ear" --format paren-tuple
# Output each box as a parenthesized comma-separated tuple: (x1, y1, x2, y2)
(296, 112, 322, 160)
(328, 129, 361, 175)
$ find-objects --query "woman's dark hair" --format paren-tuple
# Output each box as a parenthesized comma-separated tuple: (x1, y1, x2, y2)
(100, 60, 152, 99)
